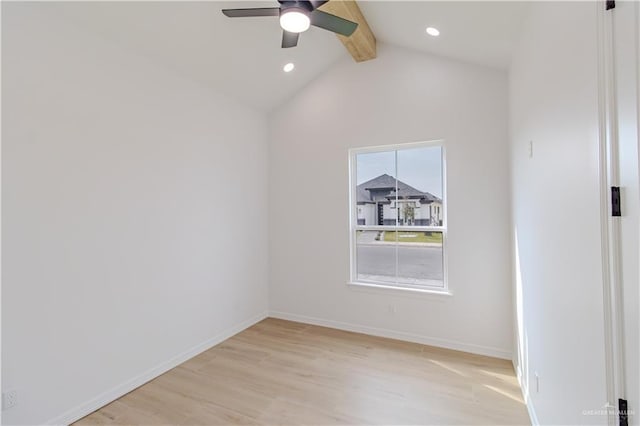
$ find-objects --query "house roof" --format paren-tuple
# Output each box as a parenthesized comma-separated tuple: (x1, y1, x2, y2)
(360, 173, 397, 190)
(356, 174, 441, 204)
(356, 186, 373, 203)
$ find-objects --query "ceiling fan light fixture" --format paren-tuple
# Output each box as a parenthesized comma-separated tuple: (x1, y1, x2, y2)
(280, 9, 311, 33)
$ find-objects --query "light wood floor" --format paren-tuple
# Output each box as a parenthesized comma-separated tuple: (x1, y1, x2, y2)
(75, 318, 530, 425)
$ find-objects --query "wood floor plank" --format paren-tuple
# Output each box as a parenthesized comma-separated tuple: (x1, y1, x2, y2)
(74, 318, 530, 425)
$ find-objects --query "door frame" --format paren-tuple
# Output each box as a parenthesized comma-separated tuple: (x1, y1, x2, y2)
(597, 2, 626, 425)
(597, 1, 640, 424)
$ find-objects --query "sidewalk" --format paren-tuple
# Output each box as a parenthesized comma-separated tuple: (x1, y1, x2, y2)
(358, 241, 443, 248)
(356, 231, 443, 248)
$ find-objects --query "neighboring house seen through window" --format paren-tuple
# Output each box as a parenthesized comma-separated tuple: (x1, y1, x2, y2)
(349, 141, 446, 291)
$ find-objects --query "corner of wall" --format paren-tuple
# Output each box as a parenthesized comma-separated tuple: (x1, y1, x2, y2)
(45, 312, 268, 425)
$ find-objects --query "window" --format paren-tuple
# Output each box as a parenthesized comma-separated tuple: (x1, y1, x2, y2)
(349, 141, 447, 292)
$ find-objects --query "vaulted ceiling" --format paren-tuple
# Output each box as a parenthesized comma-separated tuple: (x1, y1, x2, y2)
(43, 1, 529, 111)
(359, 1, 529, 69)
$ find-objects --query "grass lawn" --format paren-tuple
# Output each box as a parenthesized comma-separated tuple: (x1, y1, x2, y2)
(383, 231, 443, 243)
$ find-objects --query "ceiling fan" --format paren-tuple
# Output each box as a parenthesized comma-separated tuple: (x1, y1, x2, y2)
(221, 1, 358, 48)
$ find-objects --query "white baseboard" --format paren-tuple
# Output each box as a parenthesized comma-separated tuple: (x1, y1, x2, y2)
(46, 311, 268, 426)
(269, 311, 512, 360)
(515, 363, 539, 426)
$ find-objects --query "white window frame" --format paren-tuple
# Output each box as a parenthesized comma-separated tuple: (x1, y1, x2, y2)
(348, 140, 449, 295)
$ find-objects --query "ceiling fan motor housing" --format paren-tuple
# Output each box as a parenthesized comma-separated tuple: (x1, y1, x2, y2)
(278, 1, 316, 13)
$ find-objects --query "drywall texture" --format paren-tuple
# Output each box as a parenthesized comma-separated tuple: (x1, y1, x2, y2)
(2, 4, 268, 424)
(269, 44, 513, 358)
(509, 2, 608, 424)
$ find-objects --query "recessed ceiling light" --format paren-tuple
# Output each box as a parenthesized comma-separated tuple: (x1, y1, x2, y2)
(283, 62, 295, 73)
(426, 27, 440, 37)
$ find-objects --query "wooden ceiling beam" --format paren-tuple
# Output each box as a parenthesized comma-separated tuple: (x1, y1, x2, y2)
(319, 0, 376, 62)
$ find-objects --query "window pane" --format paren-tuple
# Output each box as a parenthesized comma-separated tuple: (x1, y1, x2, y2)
(352, 143, 446, 291)
(355, 230, 397, 285)
(396, 231, 444, 288)
(355, 151, 397, 226)
(396, 146, 443, 226)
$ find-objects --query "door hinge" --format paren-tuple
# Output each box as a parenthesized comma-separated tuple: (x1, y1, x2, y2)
(612, 187, 621, 216)
(606, 0, 616, 10)
(619, 399, 628, 426)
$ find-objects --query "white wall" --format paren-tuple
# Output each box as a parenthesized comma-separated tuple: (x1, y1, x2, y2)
(1, 4, 268, 424)
(509, 2, 608, 424)
(268, 44, 513, 358)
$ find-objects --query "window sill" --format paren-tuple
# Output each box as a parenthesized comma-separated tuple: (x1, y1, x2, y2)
(347, 281, 453, 299)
